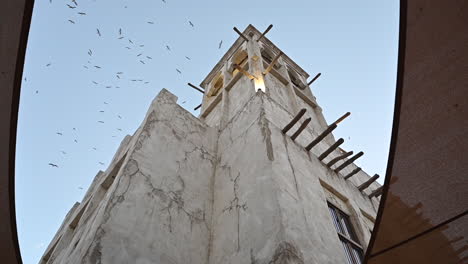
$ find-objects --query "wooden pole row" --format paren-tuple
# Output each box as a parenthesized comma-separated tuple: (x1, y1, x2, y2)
(344, 167, 361, 180)
(358, 174, 380, 192)
(368, 186, 383, 198)
(318, 138, 344, 161)
(326, 150, 353, 167)
(307, 73, 321, 86)
(334, 151, 364, 173)
(188, 83, 204, 93)
(257, 24, 273, 42)
(233, 27, 249, 42)
(282, 108, 306, 134)
(305, 123, 337, 151)
(291, 118, 311, 141)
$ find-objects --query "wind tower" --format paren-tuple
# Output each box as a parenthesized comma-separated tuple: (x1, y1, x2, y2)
(40, 25, 381, 264)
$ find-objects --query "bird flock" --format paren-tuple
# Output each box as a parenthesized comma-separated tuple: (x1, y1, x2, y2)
(33, 0, 225, 192)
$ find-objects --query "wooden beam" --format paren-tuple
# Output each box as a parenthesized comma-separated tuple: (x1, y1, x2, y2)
(332, 112, 351, 126)
(334, 151, 364, 173)
(344, 167, 362, 180)
(368, 186, 383, 198)
(326, 151, 354, 167)
(233, 27, 249, 42)
(188, 83, 204, 93)
(263, 51, 283, 75)
(358, 174, 380, 192)
(291, 118, 311, 141)
(282, 108, 307, 134)
(257, 24, 273, 42)
(233, 64, 256, 80)
(194, 104, 202, 111)
(305, 124, 337, 151)
(307, 72, 321, 85)
(318, 138, 344, 161)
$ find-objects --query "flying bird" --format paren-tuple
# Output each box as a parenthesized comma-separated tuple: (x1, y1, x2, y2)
(117, 128, 122, 131)
(48, 163, 59, 168)
(74, 139, 78, 143)
(73, 128, 76, 130)
(46, 63, 51, 67)
(96, 28, 101, 36)
(218, 40, 223, 49)
(56, 132, 63, 136)
(78, 187, 83, 190)
(144, 82, 149, 84)
(83, 65, 89, 69)
(165, 45, 171, 51)
(88, 49, 92, 56)
(140, 60, 145, 64)
(99, 162, 104, 165)
(118, 36, 124, 40)
(66, 4, 76, 9)
(92, 81, 98, 84)
(105, 86, 112, 89)
(182, 101, 186, 104)
(78, 12, 86, 15)
(92, 147, 97, 150)
(185, 56, 191, 60)
(139, 45, 144, 47)
(162, 0, 166, 3)
(94, 66, 101, 69)
(71, 0, 78, 6)
(128, 39, 133, 44)
(112, 136, 117, 138)
(60, 151, 67, 155)
(99, 110, 104, 113)
(176, 69, 182, 74)
(117, 72, 123, 74)
(146, 56, 152, 59)
(98, 121, 105, 124)
(35, 90, 39, 94)
(189, 21, 194, 27)
(147, 21, 154, 24)
(137, 53, 142, 57)
(119, 28, 122, 35)
(125, 47, 131, 49)
(68, 19, 75, 24)
(117, 115, 122, 119)
(116, 75, 120, 79)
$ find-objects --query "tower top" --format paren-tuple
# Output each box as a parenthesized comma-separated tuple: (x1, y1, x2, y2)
(200, 24, 310, 89)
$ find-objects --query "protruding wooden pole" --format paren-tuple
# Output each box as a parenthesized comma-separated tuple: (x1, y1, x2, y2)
(368, 186, 383, 198)
(194, 104, 202, 111)
(291, 118, 311, 141)
(318, 138, 344, 161)
(305, 124, 337, 151)
(334, 151, 364, 173)
(344, 167, 361, 180)
(263, 51, 283, 75)
(358, 174, 380, 192)
(188, 83, 204, 93)
(282, 108, 307, 134)
(307, 73, 321, 85)
(257, 24, 273, 42)
(326, 151, 353, 167)
(233, 27, 249, 42)
(332, 112, 351, 126)
(233, 64, 256, 80)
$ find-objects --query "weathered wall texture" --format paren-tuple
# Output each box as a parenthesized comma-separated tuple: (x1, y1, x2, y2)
(41, 25, 381, 264)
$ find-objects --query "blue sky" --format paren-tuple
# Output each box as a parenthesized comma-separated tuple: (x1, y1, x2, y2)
(16, 0, 399, 263)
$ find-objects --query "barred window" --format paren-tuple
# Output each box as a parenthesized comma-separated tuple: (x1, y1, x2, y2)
(328, 202, 364, 264)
